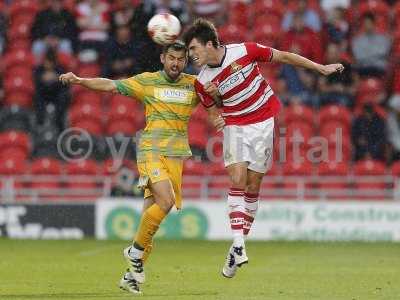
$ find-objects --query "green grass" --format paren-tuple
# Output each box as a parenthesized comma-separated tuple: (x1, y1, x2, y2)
(0, 239, 399, 300)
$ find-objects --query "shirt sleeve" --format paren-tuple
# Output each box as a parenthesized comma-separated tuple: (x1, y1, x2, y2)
(194, 79, 215, 108)
(245, 42, 273, 63)
(113, 75, 145, 101)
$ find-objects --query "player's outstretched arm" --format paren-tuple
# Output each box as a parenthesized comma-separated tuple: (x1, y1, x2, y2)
(59, 72, 117, 93)
(271, 49, 344, 76)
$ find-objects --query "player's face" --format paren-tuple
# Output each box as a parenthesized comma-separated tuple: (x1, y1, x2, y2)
(161, 49, 187, 80)
(188, 38, 210, 67)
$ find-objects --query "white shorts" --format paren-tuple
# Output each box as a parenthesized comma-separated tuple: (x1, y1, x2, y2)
(223, 117, 274, 174)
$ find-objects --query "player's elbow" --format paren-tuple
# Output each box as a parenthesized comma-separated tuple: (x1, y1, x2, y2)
(272, 50, 291, 64)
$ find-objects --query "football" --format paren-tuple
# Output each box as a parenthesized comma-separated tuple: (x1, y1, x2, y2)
(147, 13, 181, 45)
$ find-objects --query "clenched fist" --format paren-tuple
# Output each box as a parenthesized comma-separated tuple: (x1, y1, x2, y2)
(59, 72, 81, 85)
(318, 64, 345, 76)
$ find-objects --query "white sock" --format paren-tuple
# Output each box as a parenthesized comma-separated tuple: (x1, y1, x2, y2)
(228, 188, 245, 247)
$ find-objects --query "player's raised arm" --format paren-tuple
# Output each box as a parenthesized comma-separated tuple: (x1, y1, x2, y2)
(271, 48, 344, 76)
(59, 72, 117, 93)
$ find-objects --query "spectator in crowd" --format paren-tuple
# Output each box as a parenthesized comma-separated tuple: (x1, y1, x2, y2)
(386, 95, 400, 161)
(282, 0, 322, 32)
(320, 0, 350, 13)
(103, 25, 140, 78)
(31, 0, 78, 57)
(128, 1, 162, 72)
(76, 0, 110, 61)
(351, 13, 391, 76)
(152, 0, 189, 24)
(0, 9, 6, 55)
(33, 49, 70, 132)
(274, 77, 292, 106)
(187, 0, 228, 26)
(281, 13, 323, 63)
(280, 66, 319, 106)
(318, 43, 353, 107)
(110, 0, 137, 37)
(324, 7, 349, 46)
(352, 103, 386, 161)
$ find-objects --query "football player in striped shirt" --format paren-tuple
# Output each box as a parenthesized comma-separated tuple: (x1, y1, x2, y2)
(183, 19, 344, 278)
(60, 41, 200, 294)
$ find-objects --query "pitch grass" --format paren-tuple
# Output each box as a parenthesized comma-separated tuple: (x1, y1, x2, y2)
(0, 240, 399, 300)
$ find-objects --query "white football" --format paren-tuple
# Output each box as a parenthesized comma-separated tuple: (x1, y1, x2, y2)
(147, 13, 181, 45)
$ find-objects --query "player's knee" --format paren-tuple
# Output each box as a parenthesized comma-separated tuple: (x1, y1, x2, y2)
(230, 172, 247, 189)
(158, 198, 174, 213)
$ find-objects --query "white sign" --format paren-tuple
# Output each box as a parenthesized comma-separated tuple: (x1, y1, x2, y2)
(95, 200, 400, 242)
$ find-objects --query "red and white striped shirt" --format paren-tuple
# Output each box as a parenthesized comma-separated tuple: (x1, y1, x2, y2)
(195, 42, 281, 125)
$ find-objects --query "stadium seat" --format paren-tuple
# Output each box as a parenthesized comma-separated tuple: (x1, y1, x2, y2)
(65, 159, 99, 191)
(353, 159, 387, 199)
(3, 50, 35, 70)
(7, 66, 33, 81)
(76, 63, 101, 78)
(9, 0, 38, 21)
(0, 131, 31, 161)
(356, 78, 385, 106)
(253, 20, 281, 46)
(188, 121, 208, 150)
(218, 23, 247, 44)
(285, 122, 314, 148)
(69, 103, 103, 135)
(281, 160, 314, 199)
(284, 104, 314, 127)
(106, 119, 137, 136)
(72, 90, 103, 107)
(183, 159, 207, 176)
(252, 0, 284, 20)
(316, 161, 350, 199)
(0, 157, 27, 175)
(30, 158, 63, 196)
(7, 23, 31, 43)
(318, 105, 351, 128)
(4, 75, 34, 108)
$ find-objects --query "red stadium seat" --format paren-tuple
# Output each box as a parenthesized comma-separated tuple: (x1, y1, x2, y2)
(391, 161, 400, 177)
(106, 119, 137, 136)
(285, 122, 314, 148)
(218, 23, 247, 44)
(9, 0, 38, 21)
(72, 90, 103, 107)
(253, 20, 282, 45)
(320, 120, 350, 140)
(108, 96, 138, 124)
(318, 105, 351, 128)
(4, 75, 34, 97)
(65, 159, 99, 190)
(7, 66, 33, 81)
(0, 131, 31, 161)
(69, 103, 103, 135)
(76, 63, 101, 77)
(284, 104, 314, 127)
(356, 78, 385, 105)
(282, 159, 313, 176)
(30, 158, 63, 196)
(183, 159, 207, 176)
(353, 159, 387, 199)
(252, 0, 284, 20)
(188, 121, 208, 150)
(316, 161, 350, 199)
(228, 1, 250, 26)
(0, 157, 27, 175)
(3, 50, 35, 70)
(3, 91, 33, 108)
(7, 23, 31, 43)
(103, 159, 137, 175)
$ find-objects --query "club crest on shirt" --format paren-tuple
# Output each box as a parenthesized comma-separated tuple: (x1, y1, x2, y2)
(230, 61, 243, 73)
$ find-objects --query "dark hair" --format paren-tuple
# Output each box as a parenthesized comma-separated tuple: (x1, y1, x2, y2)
(162, 40, 188, 55)
(182, 18, 219, 48)
(363, 12, 375, 23)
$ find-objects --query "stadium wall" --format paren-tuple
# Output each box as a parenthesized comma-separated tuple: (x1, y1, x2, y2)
(2, 200, 400, 242)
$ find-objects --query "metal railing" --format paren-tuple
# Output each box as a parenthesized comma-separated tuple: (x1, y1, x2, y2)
(1, 175, 400, 202)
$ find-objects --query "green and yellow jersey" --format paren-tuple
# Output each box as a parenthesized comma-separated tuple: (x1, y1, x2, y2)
(114, 71, 199, 162)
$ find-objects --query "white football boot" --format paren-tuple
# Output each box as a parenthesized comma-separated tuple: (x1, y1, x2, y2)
(222, 245, 237, 278)
(119, 270, 141, 295)
(123, 246, 145, 284)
